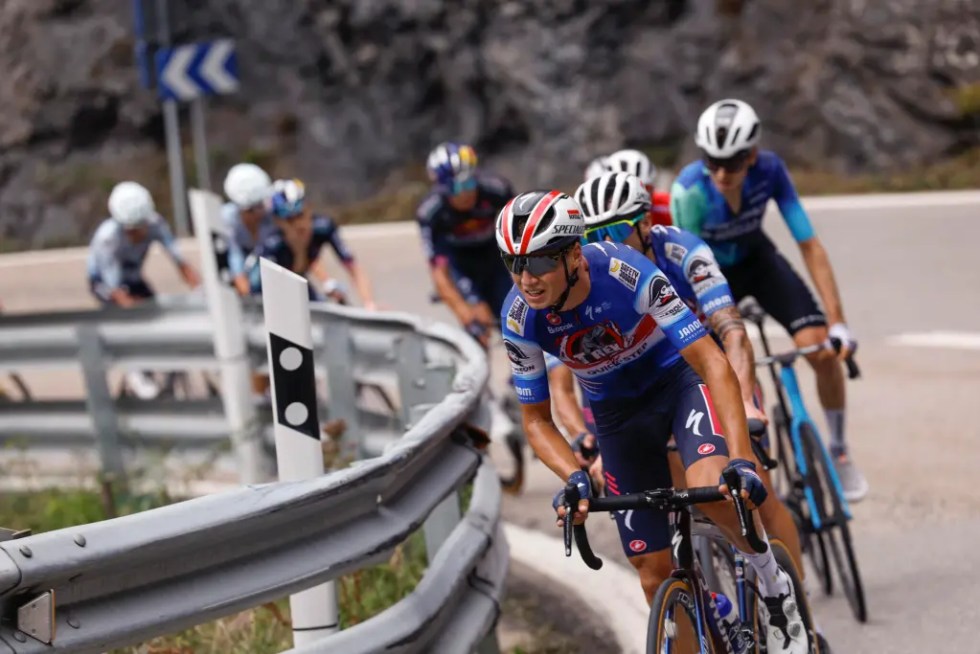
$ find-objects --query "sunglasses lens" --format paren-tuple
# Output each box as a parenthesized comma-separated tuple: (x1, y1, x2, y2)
(705, 150, 749, 173)
(501, 251, 563, 276)
(583, 220, 637, 244)
(452, 177, 477, 195)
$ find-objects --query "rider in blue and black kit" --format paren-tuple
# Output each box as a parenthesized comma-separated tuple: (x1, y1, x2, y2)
(416, 142, 515, 348)
(672, 98, 866, 501)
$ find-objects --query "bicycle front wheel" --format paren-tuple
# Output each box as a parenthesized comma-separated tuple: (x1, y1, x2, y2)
(648, 578, 714, 654)
(800, 423, 868, 623)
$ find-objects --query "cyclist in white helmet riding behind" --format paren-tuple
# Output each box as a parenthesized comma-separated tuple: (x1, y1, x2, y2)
(672, 99, 867, 501)
(87, 181, 201, 397)
(222, 163, 276, 296)
(585, 149, 673, 228)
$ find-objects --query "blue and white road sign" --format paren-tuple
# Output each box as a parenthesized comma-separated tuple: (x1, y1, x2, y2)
(155, 39, 239, 102)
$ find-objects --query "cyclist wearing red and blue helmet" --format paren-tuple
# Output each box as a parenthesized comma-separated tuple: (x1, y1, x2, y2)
(247, 179, 377, 307)
(416, 142, 515, 346)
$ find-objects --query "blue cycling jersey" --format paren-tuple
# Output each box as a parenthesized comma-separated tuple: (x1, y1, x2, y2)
(501, 242, 706, 404)
(220, 202, 275, 276)
(86, 216, 184, 290)
(648, 225, 735, 323)
(670, 150, 814, 267)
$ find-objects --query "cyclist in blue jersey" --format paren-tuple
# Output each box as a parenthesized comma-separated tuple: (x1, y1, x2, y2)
(558, 170, 805, 577)
(416, 142, 515, 347)
(221, 163, 275, 296)
(247, 179, 377, 308)
(496, 190, 809, 653)
(672, 99, 867, 501)
(87, 181, 201, 398)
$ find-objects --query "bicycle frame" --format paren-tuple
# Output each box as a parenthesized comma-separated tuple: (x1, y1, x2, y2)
(754, 323, 854, 527)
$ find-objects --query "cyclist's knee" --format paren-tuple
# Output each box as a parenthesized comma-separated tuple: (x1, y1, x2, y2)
(629, 550, 673, 602)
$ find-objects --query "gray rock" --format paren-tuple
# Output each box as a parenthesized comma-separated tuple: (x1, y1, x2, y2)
(0, 0, 977, 249)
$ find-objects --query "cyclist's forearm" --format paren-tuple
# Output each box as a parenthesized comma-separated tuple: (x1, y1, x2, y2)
(800, 238, 845, 325)
(345, 262, 375, 307)
(431, 266, 471, 322)
(548, 367, 589, 436)
(525, 414, 582, 480)
(709, 309, 757, 403)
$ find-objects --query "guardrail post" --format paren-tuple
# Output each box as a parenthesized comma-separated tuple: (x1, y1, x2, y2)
(77, 325, 126, 487)
(396, 332, 433, 426)
(317, 315, 360, 462)
(260, 259, 339, 645)
(189, 188, 264, 484)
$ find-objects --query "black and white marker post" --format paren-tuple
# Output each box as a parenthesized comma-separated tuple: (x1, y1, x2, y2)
(188, 189, 262, 484)
(259, 258, 339, 644)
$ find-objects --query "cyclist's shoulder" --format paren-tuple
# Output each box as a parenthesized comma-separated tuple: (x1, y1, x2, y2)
(752, 149, 786, 174)
(651, 190, 672, 206)
(585, 241, 655, 297)
(475, 172, 514, 199)
(673, 160, 708, 188)
(311, 213, 339, 233)
(220, 202, 241, 225)
(415, 189, 446, 223)
(501, 287, 537, 340)
(89, 218, 120, 247)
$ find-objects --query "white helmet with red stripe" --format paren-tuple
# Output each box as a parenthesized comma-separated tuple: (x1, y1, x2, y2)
(495, 190, 584, 256)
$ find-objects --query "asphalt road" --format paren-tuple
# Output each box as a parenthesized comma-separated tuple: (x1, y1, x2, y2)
(2, 190, 979, 651)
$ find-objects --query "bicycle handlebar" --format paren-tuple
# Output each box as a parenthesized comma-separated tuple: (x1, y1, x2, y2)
(561, 477, 766, 571)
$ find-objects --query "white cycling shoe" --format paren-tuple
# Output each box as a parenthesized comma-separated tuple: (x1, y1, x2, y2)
(760, 570, 809, 654)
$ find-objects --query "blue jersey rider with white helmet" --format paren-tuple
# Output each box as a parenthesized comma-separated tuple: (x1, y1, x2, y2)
(221, 163, 275, 296)
(496, 190, 811, 653)
(672, 99, 867, 501)
(416, 142, 515, 347)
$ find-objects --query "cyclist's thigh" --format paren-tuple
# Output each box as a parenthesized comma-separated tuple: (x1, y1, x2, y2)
(592, 398, 673, 558)
(738, 246, 826, 336)
(668, 365, 731, 469)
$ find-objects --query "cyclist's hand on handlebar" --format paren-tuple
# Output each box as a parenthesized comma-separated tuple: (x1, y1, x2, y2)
(743, 401, 768, 426)
(552, 470, 591, 527)
(719, 458, 767, 508)
(571, 431, 599, 467)
(828, 322, 857, 361)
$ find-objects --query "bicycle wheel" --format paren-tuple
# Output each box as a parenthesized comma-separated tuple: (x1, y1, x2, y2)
(647, 577, 713, 654)
(800, 424, 868, 623)
(769, 539, 821, 654)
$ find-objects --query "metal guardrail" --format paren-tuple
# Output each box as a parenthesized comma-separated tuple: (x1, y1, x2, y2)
(0, 297, 458, 478)
(0, 305, 505, 652)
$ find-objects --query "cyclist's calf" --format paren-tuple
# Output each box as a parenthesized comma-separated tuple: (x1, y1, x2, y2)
(629, 549, 675, 605)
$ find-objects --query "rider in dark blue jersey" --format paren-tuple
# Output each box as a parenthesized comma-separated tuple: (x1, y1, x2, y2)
(672, 98, 866, 501)
(247, 179, 376, 307)
(416, 142, 515, 346)
(496, 189, 808, 653)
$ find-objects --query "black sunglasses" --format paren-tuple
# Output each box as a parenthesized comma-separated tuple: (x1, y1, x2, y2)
(501, 248, 567, 276)
(704, 149, 751, 173)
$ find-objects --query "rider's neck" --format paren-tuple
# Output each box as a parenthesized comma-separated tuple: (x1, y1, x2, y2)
(557, 257, 592, 312)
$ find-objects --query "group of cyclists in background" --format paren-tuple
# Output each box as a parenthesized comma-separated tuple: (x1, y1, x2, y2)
(87, 96, 865, 652)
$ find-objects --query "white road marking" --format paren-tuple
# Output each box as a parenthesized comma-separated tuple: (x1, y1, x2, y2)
(886, 331, 980, 351)
(504, 522, 648, 654)
(802, 190, 980, 211)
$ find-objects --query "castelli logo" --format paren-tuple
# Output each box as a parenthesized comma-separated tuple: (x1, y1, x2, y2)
(629, 539, 647, 553)
(546, 312, 562, 325)
(697, 443, 716, 456)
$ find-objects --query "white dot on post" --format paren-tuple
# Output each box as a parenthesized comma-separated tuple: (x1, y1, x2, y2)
(279, 347, 303, 371)
(285, 402, 309, 426)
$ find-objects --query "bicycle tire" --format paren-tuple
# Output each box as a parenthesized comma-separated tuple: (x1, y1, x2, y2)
(769, 539, 821, 654)
(647, 577, 715, 654)
(799, 424, 868, 623)
(795, 430, 833, 596)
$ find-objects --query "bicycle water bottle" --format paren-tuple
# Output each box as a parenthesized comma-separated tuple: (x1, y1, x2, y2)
(712, 592, 749, 654)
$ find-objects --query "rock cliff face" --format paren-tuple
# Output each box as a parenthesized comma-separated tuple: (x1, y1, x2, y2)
(1, 0, 978, 248)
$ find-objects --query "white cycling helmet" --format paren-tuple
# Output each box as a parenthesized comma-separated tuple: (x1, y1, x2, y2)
(575, 172, 651, 229)
(605, 149, 657, 188)
(108, 181, 155, 228)
(495, 190, 584, 256)
(584, 156, 608, 182)
(224, 163, 272, 209)
(695, 99, 761, 158)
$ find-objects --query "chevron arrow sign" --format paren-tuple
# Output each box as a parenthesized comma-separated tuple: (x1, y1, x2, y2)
(155, 39, 239, 102)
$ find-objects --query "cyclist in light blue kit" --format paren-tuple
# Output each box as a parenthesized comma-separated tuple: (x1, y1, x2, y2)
(672, 99, 867, 501)
(496, 190, 810, 653)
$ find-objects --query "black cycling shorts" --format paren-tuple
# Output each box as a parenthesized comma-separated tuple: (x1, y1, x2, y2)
(590, 363, 730, 557)
(722, 244, 826, 335)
